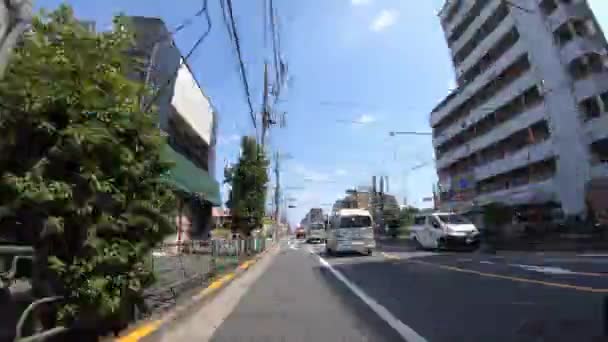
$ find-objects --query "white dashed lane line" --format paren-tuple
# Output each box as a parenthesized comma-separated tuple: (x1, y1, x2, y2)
(313, 252, 427, 342)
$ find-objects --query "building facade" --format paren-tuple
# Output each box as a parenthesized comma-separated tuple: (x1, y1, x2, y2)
(432, 0, 608, 222)
(127, 17, 221, 240)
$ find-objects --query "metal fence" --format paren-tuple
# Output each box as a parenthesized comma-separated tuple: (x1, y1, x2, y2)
(143, 238, 271, 315)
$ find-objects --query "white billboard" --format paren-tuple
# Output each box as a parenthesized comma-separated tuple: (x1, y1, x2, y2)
(171, 60, 215, 145)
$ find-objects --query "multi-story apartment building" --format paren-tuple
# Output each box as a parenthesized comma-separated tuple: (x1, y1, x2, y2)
(127, 17, 221, 239)
(432, 0, 608, 223)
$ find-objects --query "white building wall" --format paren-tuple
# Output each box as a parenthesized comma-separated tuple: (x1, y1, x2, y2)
(433, 0, 608, 218)
(509, 0, 590, 216)
(171, 60, 215, 145)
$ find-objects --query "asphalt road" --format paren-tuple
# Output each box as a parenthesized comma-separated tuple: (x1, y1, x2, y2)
(169, 238, 608, 341)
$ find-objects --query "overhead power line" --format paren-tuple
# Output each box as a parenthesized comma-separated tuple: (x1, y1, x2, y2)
(221, 0, 257, 129)
(143, 0, 212, 112)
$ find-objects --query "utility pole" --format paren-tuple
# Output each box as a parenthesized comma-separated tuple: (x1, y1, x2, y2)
(0, 0, 33, 79)
(273, 150, 280, 240)
(260, 62, 270, 147)
(379, 175, 385, 231)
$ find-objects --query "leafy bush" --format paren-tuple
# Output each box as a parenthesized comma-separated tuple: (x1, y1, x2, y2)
(0, 6, 176, 326)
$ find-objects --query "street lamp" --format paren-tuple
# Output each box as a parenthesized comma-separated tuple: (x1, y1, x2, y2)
(389, 131, 433, 137)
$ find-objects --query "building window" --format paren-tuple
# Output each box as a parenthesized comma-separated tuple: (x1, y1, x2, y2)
(569, 53, 608, 80)
(443, 0, 462, 26)
(590, 138, 608, 164)
(453, 3, 510, 66)
(554, 18, 597, 46)
(540, 0, 558, 16)
(477, 158, 556, 195)
(435, 54, 531, 137)
(436, 83, 541, 159)
(580, 91, 608, 120)
(447, 0, 492, 46)
(459, 28, 520, 86)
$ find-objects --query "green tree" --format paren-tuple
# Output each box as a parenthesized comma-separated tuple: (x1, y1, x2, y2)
(224, 136, 269, 236)
(399, 206, 420, 227)
(0, 6, 176, 328)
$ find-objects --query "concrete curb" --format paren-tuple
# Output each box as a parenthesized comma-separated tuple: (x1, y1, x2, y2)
(113, 243, 280, 342)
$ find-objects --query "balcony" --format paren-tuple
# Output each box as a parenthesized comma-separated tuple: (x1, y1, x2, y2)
(590, 163, 608, 180)
(443, 0, 477, 39)
(574, 72, 608, 103)
(431, 39, 526, 129)
(584, 114, 608, 144)
(455, 15, 515, 79)
(434, 70, 538, 148)
(451, 0, 502, 54)
(547, 1, 594, 33)
(475, 179, 557, 207)
(436, 103, 546, 169)
(474, 140, 554, 181)
(561, 35, 607, 66)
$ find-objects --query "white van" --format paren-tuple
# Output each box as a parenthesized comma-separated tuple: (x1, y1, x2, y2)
(306, 222, 326, 244)
(326, 209, 375, 256)
(410, 212, 480, 250)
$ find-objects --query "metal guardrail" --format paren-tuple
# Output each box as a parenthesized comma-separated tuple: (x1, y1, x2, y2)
(14, 296, 66, 342)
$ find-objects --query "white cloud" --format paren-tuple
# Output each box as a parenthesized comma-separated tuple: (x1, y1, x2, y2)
(447, 78, 457, 91)
(355, 113, 377, 125)
(217, 133, 240, 146)
(335, 169, 347, 176)
(370, 9, 399, 32)
(351, 0, 371, 5)
(291, 164, 331, 182)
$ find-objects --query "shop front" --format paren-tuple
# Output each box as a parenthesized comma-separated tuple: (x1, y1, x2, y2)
(161, 144, 221, 248)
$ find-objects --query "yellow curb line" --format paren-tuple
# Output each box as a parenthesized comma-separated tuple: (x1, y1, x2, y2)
(116, 320, 162, 342)
(115, 256, 262, 342)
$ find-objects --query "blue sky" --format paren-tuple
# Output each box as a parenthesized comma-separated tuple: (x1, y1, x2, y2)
(35, 0, 608, 226)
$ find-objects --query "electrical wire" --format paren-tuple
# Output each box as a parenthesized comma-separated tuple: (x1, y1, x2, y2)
(143, 0, 212, 112)
(221, 0, 257, 129)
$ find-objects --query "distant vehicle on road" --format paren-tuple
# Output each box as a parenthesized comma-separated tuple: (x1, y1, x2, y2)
(410, 212, 480, 250)
(305, 222, 326, 244)
(326, 209, 375, 256)
(295, 227, 306, 239)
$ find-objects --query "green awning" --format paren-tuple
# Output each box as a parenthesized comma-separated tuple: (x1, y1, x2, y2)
(160, 144, 222, 206)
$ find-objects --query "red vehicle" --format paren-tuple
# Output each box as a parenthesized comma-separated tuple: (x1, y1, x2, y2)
(295, 227, 306, 239)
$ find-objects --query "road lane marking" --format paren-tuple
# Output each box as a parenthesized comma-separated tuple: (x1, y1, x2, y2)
(409, 260, 608, 293)
(508, 263, 607, 277)
(317, 255, 428, 342)
(381, 252, 400, 260)
(479, 261, 494, 265)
